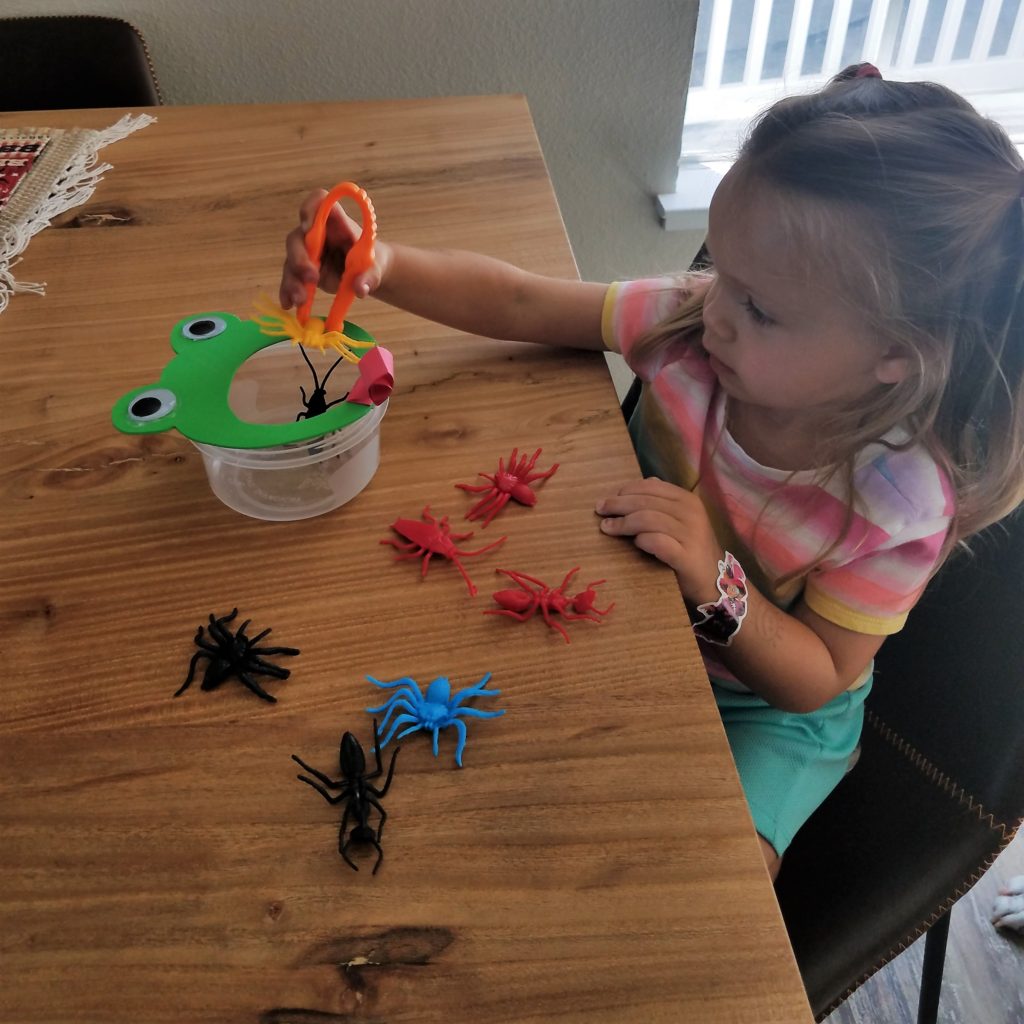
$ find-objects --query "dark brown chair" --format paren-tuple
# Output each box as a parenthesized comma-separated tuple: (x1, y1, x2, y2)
(0, 15, 162, 112)
(775, 508, 1024, 1022)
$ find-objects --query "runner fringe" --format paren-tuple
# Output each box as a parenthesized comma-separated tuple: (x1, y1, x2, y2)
(0, 113, 156, 313)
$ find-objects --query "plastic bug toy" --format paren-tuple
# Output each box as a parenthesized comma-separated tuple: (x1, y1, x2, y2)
(296, 344, 348, 421)
(380, 506, 507, 596)
(485, 567, 614, 643)
(455, 446, 559, 527)
(174, 608, 299, 702)
(366, 673, 504, 767)
(292, 719, 399, 874)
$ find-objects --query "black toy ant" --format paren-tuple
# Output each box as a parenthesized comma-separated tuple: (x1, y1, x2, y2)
(296, 344, 349, 421)
(291, 719, 399, 874)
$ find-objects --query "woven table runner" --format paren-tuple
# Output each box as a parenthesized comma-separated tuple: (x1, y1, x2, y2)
(0, 113, 155, 313)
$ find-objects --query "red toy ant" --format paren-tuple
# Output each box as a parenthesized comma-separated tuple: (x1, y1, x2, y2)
(381, 506, 507, 596)
(485, 566, 614, 643)
(455, 446, 559, 527)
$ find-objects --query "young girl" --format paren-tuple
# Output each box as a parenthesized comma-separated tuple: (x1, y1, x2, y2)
(279, 64, 1024, 878)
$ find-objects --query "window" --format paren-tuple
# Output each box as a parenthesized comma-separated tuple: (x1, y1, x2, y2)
(660, 0, 1024, 229)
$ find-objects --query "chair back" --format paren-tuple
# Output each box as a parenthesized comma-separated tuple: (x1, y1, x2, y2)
(776, 508, 1024, 1018)
(1, 16, 161, 111)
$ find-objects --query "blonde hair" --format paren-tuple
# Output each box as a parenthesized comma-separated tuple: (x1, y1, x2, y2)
(635, 65, 1024, 567)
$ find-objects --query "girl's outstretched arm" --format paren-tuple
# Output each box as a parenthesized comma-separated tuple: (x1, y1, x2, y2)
(280, 189, 608, 351)
(379, 243, 608, 351)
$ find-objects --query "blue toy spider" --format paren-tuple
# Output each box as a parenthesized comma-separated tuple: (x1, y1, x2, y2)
(366, 672, 504, 767)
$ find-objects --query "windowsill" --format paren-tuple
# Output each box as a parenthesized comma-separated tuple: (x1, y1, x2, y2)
(656, 161, 729, 231)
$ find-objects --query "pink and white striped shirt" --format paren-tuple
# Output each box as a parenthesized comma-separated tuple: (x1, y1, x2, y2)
(602, 277, 954, 691)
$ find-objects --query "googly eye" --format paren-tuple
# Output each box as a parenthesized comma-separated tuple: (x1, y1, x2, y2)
(127, 388, 177, 423)
(181, 316, 227, 340)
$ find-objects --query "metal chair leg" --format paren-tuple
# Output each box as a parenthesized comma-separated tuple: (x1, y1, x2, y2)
(917, 908, 951, 1024)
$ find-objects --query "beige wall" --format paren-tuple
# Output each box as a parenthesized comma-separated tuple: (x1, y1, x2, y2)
(5, 0, 704, 287)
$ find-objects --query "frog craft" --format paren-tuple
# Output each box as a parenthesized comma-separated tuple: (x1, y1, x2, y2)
(111, 312, 394, 450)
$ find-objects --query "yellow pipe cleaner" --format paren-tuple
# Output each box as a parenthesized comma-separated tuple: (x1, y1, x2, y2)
(252, 294, 374, 363)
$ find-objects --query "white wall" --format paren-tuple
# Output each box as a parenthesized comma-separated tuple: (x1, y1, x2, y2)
(4, 0, 705, 286)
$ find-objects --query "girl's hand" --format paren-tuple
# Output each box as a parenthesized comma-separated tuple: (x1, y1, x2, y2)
(595, 478, 722, 601)
(279, 189, 393, 309)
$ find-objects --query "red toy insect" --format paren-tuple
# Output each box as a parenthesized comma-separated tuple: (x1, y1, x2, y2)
(484, 566, 614, 643)
(455, 446, 559, 527)
(381, 506, 507, 596)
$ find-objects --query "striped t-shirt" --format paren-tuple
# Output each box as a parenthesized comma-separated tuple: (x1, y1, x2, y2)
(602, 277, 954, 691)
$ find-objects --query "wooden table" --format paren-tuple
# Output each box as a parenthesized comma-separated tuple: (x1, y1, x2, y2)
(0, 99, 812, 1023)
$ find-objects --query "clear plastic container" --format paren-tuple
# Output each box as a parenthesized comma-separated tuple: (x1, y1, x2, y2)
(191, 342, 387, 521)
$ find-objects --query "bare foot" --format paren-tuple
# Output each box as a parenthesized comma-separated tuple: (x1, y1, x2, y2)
(991, 874, 1024, 932)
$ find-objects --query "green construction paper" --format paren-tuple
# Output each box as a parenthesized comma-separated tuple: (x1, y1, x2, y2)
(111, 312, 376, 448)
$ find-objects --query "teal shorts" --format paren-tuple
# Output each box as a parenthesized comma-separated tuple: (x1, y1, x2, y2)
(713, 677, 872, 856)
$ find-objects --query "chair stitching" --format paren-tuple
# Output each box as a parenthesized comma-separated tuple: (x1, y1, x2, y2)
(865, 708, 1014, 840)
(125, 19, 165, 105)
(812, 813, 1023, 1022)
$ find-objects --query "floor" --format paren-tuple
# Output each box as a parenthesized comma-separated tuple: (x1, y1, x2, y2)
(824, 830, 1024, 1024)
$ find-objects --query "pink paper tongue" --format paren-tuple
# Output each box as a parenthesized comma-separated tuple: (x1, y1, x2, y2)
(347, 346, 394, 406)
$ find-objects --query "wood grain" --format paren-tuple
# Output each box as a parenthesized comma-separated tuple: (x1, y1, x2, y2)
(0, 99, 812, 1023)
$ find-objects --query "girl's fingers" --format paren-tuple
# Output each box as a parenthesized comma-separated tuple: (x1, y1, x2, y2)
(280, 227, 319, 308)
(298, 189, 329, 231)
(632, 531, 686, 571)
(595, 492, 691, 521)
(353, 240, 391, 297)
(282, 188, 381, 308)
(353, 272, 376, 297)
(285, 227, 318, 279)
(599, 508, 682, 539)
(597, 477, 697, 512)
(323, 201, 361, 247)
(296, 191, 359, 261)
(279, 261, 298, 309)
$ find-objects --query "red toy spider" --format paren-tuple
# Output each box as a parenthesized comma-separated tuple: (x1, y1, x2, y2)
(484, 566, 614, 643)
(455, 446, 559, 527)
(381, 506, 507, 596)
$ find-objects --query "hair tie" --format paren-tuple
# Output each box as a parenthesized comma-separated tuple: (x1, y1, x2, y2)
(854, 62, 883, 79)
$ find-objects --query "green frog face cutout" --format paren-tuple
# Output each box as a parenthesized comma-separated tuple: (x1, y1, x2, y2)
(111, 313, 393, 449)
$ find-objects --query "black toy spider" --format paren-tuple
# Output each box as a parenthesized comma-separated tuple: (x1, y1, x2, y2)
(292, 719, 399, 874)
(174, 608, 299, 703)
(296, 344, 349, 421)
